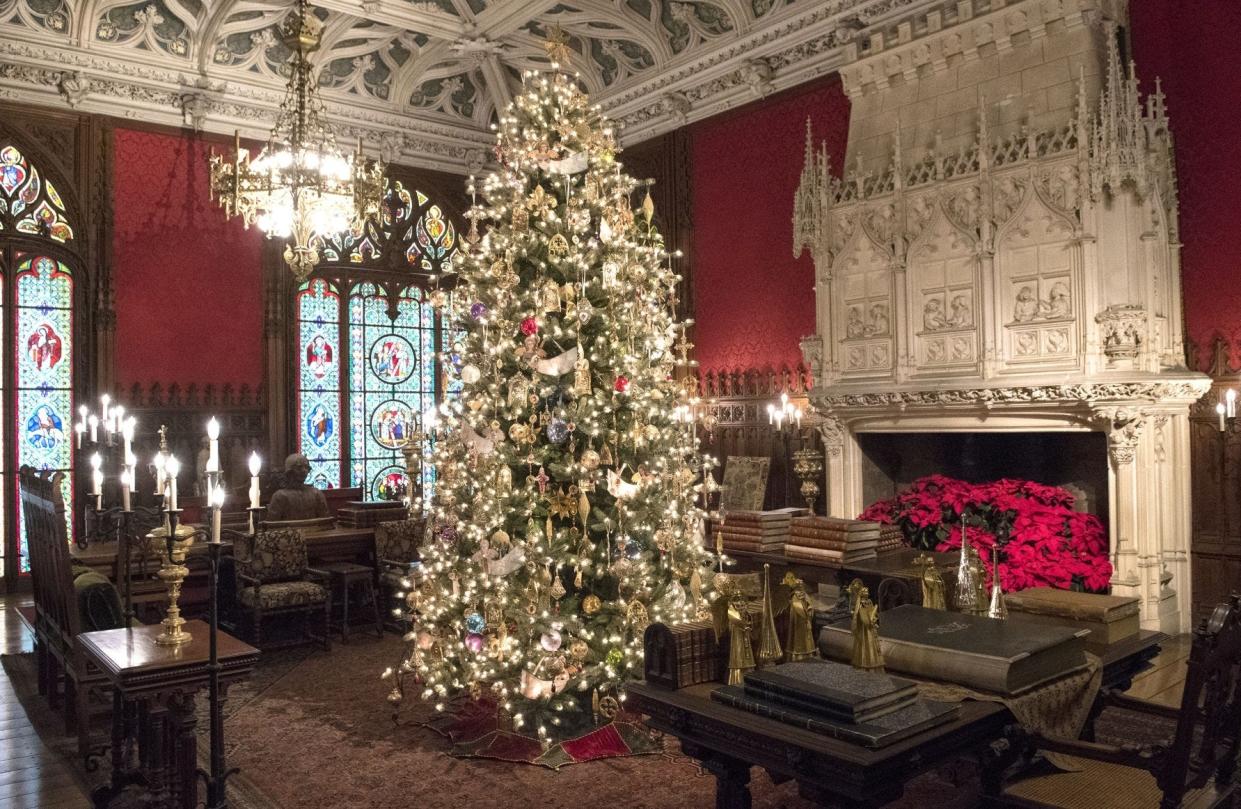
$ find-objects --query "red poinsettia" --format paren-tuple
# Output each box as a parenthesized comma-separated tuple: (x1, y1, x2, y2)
(860, 475, 1112, 593)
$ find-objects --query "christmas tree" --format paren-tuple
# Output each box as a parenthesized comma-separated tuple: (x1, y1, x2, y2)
(389, 65, 715, 739)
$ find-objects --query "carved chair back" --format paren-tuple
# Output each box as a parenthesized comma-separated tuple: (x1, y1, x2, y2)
(19, 466, 81, 643)
(244, 529, 309, 584)
(375, 518, 425, 566)
(1160, 594, 1241, 802)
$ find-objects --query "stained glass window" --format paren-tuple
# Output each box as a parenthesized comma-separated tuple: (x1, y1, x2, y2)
(295, 183, 458, 500)
(0, 145, 74, 242)
(296, 279, 343, 489)
(15, 254, 73, 569)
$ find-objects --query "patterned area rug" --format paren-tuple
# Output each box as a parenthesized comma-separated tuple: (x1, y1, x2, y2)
(2, 637, 984, 809)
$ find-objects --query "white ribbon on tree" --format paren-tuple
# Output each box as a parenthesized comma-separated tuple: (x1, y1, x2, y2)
(535, 345, 579, 377)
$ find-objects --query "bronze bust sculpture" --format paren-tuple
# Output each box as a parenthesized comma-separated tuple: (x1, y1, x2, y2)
(266, 453, 330, 522)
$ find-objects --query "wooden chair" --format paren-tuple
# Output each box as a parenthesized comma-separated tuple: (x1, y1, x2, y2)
(373, 517, 425, 631)
(19, 466, 113, 762)
(993, 594, 1241, 809)
(234, 528, 332, 650)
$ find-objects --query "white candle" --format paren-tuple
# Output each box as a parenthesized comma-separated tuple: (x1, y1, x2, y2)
(89, 453, 102, 496)
(166, 456, 180, 511)
(78, 404, 88, 424)
(121, 417, 134, 460)
(153, 451, 167, 496)
(210, 484, 224, 544)
(206, 417, 220, 473)
(88, 414, 98, 443)
(248, 452, 262, 509)
(1228, 389, 1237, 419)
(120, 468, 132, 512)
(75, 423, 84, 449)
(766, 403, 775, 425)
(1217, 403, 1227, 433)
(113, 405, 125, 436)
(100, 394, 110, 426)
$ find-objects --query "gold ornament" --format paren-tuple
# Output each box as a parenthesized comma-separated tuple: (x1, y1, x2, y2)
(542, 280, 562, 312)
(548, 233, 570, 257)
(625, 600, 650, 635)
(641, 187, 655, 224)
(578, 488, 590, 524)
(497, 465, 512, 492)
(602, 259, 620, 287)
(528, 184, 552, 213)
(542, 24, 572, 64)
(512, 206, 529, 232)
(548, 487, 576, 519)
(508, 423, 530, 443)
(574, 353, 592, 395)
(599, 442, 614, 466)
(580, 447, 601, 470)
(582, 594, 602, 615)
(569, 639, 588, 661)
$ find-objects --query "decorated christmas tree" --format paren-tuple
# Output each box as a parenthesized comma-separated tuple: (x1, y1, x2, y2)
(388, 64, 716, 739)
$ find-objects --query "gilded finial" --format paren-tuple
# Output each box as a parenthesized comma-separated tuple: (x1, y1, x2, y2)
(543, 24, 572, 64)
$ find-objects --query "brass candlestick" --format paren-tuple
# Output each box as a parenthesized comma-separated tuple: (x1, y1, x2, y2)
(791, 448, 823, 515)
(148, 517, 196, 646)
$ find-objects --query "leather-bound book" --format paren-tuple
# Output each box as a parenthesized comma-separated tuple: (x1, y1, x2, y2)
(643, 621, 722, 688)
(744, 661, 918, 723)
(711, 686, 959, 748)
(818, 605, 1087, 696)
(1004, 588, 1140, 648)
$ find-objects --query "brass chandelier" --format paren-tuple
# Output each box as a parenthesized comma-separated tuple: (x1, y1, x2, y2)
(208, 0, 383, 280)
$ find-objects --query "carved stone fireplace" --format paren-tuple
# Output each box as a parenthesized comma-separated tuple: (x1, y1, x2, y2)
(794, 0, 1210, 632)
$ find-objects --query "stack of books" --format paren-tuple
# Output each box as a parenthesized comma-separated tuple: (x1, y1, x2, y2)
(1004, 588, 1140, 651)
(337, 501, 410, 528)
(784, 517, 880, 566)
(710, 660, 958, 748)
(642, 620, 722, 688)
(716, 508, 806, 553)
(819, 604, 1088, 695)
(876, 523, 905, 554)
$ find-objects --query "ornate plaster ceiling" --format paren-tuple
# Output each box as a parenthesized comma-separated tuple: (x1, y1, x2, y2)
(0, 0, 920, 171)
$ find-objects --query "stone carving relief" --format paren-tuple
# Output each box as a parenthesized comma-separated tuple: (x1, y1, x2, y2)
(799, 334, 824, 379)
(923, 293, 973, 332)
(1103, 408, 1147, 466)
(993, 175, 1027, 227)
(1036, 163, 1082, 220)
(905, 193, 936, 246)
(1012, 282, 1072, 323)
(1095, 305, 1147, 368)
(944, 184, 982, 241)
(845, 303, 889, 338)
(862, 202, 900, 259)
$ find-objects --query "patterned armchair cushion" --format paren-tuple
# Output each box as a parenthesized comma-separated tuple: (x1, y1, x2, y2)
(238, 580, 328, 609)
(375, 518, 425, 566)
(246, 529, 308, 584)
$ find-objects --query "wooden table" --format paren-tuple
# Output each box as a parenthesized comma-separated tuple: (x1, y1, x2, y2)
(628, 631, 1166, 808)
(628, 680, 1013, 808)
(78, 620, 259, 809)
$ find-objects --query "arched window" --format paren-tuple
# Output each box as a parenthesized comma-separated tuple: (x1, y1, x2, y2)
(0, 143, 78, 576)
(295, 181, 458, 500)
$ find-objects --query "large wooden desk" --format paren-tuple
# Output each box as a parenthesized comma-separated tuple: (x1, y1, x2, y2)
(629, 630, 1166, 808)
(627, 681, 1012, 808)
(78, 620, 259, 809)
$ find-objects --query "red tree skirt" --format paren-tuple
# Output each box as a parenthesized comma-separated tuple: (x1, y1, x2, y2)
(422, 697, 663, 769)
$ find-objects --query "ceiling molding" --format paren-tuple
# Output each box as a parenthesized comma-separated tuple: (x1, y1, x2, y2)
(0, 0, 942, 170)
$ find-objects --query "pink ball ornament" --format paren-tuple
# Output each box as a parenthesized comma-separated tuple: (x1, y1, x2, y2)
(520, 317, 539, 336)
(465, 633, 485, 653)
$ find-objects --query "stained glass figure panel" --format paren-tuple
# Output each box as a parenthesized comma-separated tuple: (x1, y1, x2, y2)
(348, 283, 435, 500)
(1, 146, 74, 242)
(296, 279, 343, 488)
(15, 254, 73, 569)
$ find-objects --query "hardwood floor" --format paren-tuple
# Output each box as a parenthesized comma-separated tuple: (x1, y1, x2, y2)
(0, 593, 91, 809)
(0, 592, 1197, 809)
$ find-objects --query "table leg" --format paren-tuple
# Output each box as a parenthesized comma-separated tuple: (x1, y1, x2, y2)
(90, 690, 146, 808)
(167, 690, 199, 809)
(703, 754, 752, 809)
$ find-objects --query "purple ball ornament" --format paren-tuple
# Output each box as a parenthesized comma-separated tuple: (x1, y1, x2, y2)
(465, 633, 485, 653)
(470, 301, 488, 320)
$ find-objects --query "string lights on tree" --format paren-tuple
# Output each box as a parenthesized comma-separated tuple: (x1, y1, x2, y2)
(385, 64, 718, 740)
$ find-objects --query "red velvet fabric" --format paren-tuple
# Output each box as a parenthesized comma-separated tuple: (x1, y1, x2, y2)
(688, 75, 850, 375)
(112, 127, 266, 390)
(1130, 0, 1241, 369)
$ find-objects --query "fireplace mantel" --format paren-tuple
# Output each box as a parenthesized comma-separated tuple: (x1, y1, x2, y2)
(794, 0, 1209, 632)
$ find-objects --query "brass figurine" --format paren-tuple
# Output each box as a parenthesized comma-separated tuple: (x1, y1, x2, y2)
(725, 593, 756, 685)
(914, 553, 947, 610)
(782, 572, 817, 661)
(849, 581, 884, 672)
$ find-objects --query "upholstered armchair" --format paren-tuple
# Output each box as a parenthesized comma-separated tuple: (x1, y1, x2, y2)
(992, 595, 1241, 809)
(374, 517, 425, 631)
(234, 529, 331, 650)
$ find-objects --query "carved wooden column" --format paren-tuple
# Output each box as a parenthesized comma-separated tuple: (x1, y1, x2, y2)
(262, 240, 291, 462)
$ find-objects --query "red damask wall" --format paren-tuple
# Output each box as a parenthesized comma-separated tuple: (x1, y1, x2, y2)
(689, 76, 850, 376)
(1130, 0, 1241, 369)
(112, 127, 266, 391)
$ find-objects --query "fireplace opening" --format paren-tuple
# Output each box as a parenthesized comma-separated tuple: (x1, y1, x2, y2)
(856, 431, 1110, 522)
